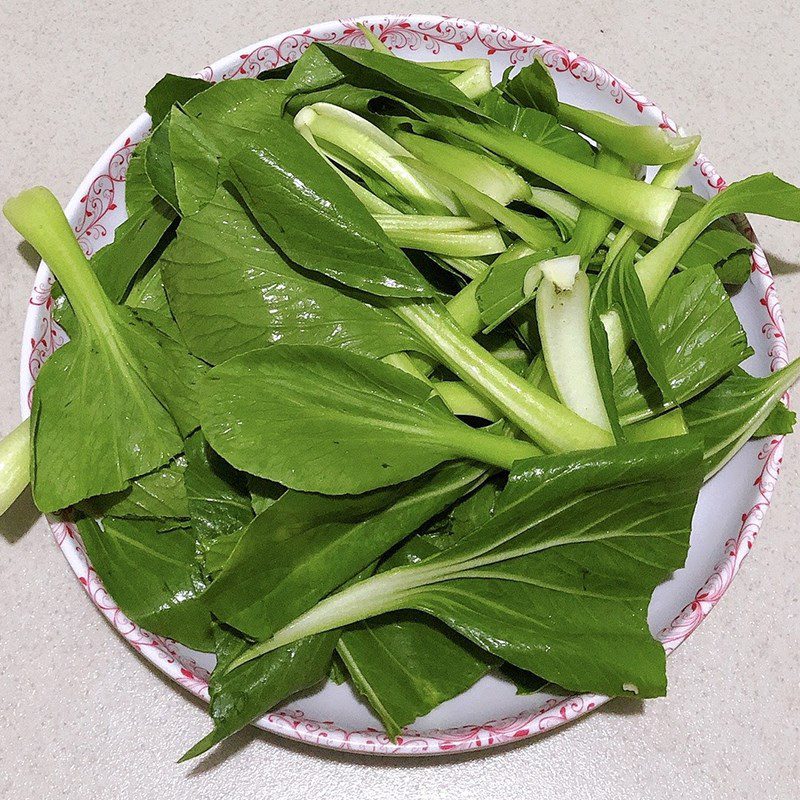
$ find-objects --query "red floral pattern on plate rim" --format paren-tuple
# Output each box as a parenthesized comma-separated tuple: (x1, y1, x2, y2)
(18, 15, 789, 756)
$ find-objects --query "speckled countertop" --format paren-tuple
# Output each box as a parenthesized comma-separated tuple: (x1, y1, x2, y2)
(0, 2, 798, 798)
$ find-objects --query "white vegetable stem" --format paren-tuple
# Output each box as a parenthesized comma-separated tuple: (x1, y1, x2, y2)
(293, 103, 460, 215)
(537, 269, 612, 431)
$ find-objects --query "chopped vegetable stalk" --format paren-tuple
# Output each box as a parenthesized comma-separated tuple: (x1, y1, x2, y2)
(524, 187, 582, 235)
(537, 269, 612, 430)
(451, 63, 493, 100)
(560, 149, 633, 266)
(429, 114, 681, 238)
(433, 381, 503, 421)
(337, 169, 400, 214)
(401, 156, 562, 248)
(539, 254, 580, 289)
(294, 103, 460, 215)
(625, 409, 688, 442)
(393, 130, 531, 206)
(377, 215, 506, 256)
(393, 299, 615, 452)
(0, 419, 30, 515)
(557, 104, 701, 165)
(602, 150, 698, 269)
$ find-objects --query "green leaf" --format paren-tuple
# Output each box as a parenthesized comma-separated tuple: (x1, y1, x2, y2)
(145, 115, 179, 210)
(498, 59, 559, 117)
(337, 612, 494, 740)
(684, 359, 800, 476)
(52, 196, 175, 336)
(144, 73, 211, 126)
(479, 90, 594, 165)
(184, 430, 254, 577)
(753, 402, 796, 438)
(83, 457, 189, 522)
(167, 78, 287, 214)
(557, 104, 700, 165)
(205, 461, 487, 640)
(30, 303, 203, 511)
(287, 44, 477, 113)
(229, 438, 704, 698)
(160, 186, 426, 364)
(199, 344, 539, 494)
(124, 138, 159, 217)
(180, 627, 336, 761)
(715, 250, 753, 286)
(599, 252, 675, 402)
(228, 116, 434, 298)
(77, 517, 213, 651)
(679, 227, 753, 269)
(614, 265, 752, 422)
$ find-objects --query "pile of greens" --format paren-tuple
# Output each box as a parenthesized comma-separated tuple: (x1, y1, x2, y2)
(2, 32, 800, 759)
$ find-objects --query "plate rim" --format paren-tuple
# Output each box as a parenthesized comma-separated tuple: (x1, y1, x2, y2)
(17, 13, 790, 757)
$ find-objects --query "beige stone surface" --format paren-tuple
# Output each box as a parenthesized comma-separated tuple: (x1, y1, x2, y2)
(0, 1, 798, 798)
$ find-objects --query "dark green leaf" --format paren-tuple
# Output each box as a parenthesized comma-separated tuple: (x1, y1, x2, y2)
(498, 59, 559, 117)
(160, 186, 425, 364)
(145, 73, 211, 126)
(228, 116, 434, 298)
(83, 457, 189, 522)
(753, 401, 796, 438)
(684, 358, 800, 475)
(184, 430, 253, 577)
(181, 627, 336, 761)
(232, 439, 704, 697)
(614, 266, 752, 422)
(77, 517, 213, 651)
(205, 461, 487, 639)
(199, 344, 536, 494)
(337, 612, 494, 739)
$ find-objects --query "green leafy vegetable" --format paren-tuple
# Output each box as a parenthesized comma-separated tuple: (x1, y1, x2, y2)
(4, 188, 192, 511)
(161, 186, 426, 364)
(77, 517, 213, 651)
(226, 438, 704, 698)
(206, 461, 487, 639)
(199, 345, 539, 493)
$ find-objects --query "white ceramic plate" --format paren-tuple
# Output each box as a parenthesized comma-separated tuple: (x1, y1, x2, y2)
(19, 14, 790, 756)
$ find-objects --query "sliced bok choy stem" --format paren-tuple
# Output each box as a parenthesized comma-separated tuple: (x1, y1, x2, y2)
(393, 129, 531, 206)
(429, 115, 681, 239)
(450, 63, 493, 100)
(0, 418, 30, 515)
(602, 150, 699, 270)
(374, 214, 506, 256)
(433, 381, 503, 421)
(537, 259, 612, 430)
(392, 299, 615, 452)
(625, 409, 688, 442)
(557, 103, 701, 166)
(559, 149, 633, 267)
(294, 104, 461, 215)
(400, 156, 557, 248)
